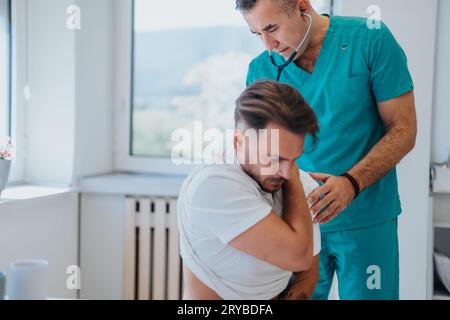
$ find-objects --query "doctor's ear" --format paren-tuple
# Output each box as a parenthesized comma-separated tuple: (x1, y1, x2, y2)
(297, 0, 310, 15)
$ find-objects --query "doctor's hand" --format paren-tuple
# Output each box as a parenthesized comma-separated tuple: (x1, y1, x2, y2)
(307, 172, 356, 224)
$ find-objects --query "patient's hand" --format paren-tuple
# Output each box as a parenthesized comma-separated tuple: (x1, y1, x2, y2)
(276, 255, 319, 300)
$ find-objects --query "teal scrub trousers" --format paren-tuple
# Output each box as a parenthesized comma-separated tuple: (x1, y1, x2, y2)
(312, 218, 399, 300)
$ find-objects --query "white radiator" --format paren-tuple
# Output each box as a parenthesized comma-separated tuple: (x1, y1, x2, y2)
(123, 197, 182, 300)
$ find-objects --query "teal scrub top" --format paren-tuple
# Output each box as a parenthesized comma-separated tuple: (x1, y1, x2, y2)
(246, 16, 414, 232)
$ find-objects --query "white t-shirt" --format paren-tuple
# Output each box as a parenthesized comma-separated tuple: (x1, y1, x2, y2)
(177, 163, 321, 300)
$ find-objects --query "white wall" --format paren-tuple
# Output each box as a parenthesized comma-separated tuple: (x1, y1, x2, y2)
(0, 0, 9, 137)
(0, 0, 115, 300)
(8, 0, 27, 183)
(337, 0, 437, 299)
(73, 0, 114, 183)
(0, 0, 80, 300)
(0, 193, 79, 299)
(431, 0, 450, 163)
(25, 0, 76, 184)
(19, 0, 114, 185)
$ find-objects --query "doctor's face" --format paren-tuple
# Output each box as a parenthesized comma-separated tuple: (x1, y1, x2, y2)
(243, 0, 311, 60)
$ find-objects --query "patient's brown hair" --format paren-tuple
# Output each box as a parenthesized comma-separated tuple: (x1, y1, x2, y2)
(235, 80, 319, 142)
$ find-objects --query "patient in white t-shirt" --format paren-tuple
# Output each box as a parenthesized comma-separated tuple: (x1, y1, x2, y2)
(177, 80, 321, 300)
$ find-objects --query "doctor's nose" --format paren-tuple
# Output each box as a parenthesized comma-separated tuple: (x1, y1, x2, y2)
(261, 34, 279, 52)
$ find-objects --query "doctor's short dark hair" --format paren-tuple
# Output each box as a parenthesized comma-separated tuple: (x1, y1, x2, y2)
(235, 80, 319, 142)
(235, 0, 297, 14)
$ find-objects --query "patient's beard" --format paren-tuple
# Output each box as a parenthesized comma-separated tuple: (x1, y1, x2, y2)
(262, 177, 285, 193)
(242, 164, 285, 193)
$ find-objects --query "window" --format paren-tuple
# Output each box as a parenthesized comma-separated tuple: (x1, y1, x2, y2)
(119, 0, 331, 173)
(131, 0, 263, 160)
(0, 0, 11, 138)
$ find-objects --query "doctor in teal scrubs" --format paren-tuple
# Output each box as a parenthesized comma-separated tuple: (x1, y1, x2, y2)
(237, 0, 417, 299)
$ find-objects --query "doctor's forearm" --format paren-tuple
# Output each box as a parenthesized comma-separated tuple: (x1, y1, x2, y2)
(348, 125, 416, 191)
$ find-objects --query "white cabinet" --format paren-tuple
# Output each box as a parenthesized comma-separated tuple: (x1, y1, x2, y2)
(80, 193, 127, 300)
(431, 193, 450, 300)
(0, 190, 78, 299)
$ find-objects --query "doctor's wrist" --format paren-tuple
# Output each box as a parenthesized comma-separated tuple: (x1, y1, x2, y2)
(340, 172, 360, 199)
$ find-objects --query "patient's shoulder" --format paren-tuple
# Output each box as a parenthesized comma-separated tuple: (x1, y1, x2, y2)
(185, 164, 258, 206)
(299, 170, 320, 194)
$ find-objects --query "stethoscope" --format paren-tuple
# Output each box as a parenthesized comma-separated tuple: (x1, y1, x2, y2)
(269, 12, 313, 82)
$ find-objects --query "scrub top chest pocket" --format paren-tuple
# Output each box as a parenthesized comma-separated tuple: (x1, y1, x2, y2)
(328, 73, 376, 127)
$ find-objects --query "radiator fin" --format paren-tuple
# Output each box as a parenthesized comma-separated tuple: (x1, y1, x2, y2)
(124, 197, 182, 300)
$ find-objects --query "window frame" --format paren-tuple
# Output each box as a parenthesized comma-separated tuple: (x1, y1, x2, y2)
(114, 0, 333, 175)
(6, 0, 27, 184)
(0, 0, 11, 138)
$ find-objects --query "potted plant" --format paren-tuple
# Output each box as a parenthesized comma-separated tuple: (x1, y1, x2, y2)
(0, 136, 14, 198)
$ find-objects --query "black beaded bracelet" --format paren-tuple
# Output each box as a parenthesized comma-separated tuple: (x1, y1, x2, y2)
(340, 173, 360, 199)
